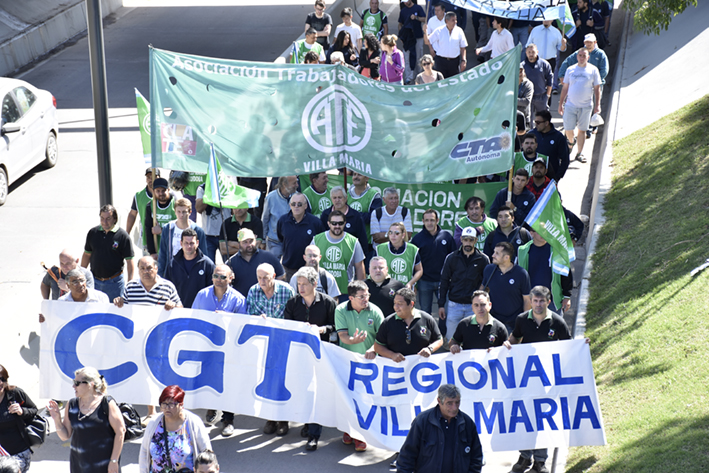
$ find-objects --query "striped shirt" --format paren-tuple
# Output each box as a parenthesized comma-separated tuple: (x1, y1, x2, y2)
(121, 277, 182, 306)
(246, 281, 295, 319)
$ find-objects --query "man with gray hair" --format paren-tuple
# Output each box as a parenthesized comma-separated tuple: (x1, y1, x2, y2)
(289, 245, 340, 298)
(284, 265, 338, 451)
(58, 269, 109, 303)
(262, 176, 298, 259)
(505, 285, 571, 473)
(320, 185, 368, 254)
(370, 187, 413, 245)
(396, 384, 483, 473)
(0, 456, 21, 473)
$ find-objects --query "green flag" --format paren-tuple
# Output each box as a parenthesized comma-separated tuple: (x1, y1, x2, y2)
(148, 45, 520, 183)
(556, 3, 577, 38)
(135, 88, 152, 166)
(203, 143, 261, 209)
(524, 181, 575, 276)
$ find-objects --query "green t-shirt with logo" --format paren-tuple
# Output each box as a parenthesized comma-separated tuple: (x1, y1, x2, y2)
(456, 216, 497, 251)
(134, 188, 153, 246)
(313, 232, 358, 294)
(376, 242, 419, 285)
(152, 199, 177, 251)
(362, 9, 387, 39)
(348, 186, 380, 242)
(303, 185, 333, 217)
(183, 173, 207, 197)
(290, 40, 325, 64)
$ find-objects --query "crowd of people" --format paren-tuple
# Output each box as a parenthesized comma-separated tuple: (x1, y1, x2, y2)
(21, 1, 614, 472)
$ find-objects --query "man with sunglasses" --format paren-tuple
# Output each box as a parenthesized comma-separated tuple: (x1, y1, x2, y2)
(192, 264, 247, 436)
(530, 110, 570, 182)
(278, 192, 325, 281)
(312, 210, 366, 297)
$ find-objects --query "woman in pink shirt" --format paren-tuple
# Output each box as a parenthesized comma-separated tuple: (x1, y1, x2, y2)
(379, 35, 405, 84)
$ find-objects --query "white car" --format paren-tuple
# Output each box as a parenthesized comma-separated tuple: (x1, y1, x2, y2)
(0, 77, 58, 206)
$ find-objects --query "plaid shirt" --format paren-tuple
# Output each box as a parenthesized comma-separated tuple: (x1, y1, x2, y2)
(246, 280, 295, 319)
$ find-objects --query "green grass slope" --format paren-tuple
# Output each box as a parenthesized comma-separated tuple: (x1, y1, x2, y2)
(566, 96, 709, 472)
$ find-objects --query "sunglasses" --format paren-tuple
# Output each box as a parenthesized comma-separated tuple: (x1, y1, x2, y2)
(73, 380, 89, 387)
(422, 62, 432, 66)
(290, 202, 304, 207)
(0, 377, 6, 383)
(330, 221, 345, 226)
(212, 274, 229, 280)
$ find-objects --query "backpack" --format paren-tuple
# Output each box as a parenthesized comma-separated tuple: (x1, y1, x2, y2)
(104, 396, 145, 441)
(375, 206, 408, 221)
(319, 269, 329, 294)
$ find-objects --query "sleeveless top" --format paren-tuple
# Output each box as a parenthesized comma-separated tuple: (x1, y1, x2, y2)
(68, 397, 119, 473)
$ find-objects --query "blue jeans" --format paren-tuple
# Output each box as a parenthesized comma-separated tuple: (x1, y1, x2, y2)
(520, 448, 548, 462)
(446, 301, 474, 338)
(205, 235, 220, 264)
(417, 279, 440, 314)
(94, 274, 124, 301)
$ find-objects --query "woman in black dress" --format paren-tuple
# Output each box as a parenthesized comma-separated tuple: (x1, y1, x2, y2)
(0, 364, 38, 473)
(48, 367, 126, 473)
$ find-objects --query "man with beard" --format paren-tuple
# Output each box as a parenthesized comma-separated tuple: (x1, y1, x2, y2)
(453, 197, 497, 251)
(483, 206, 531, 260)
(226, 228, 284, 298)
(514, 133, 549, 176)
(219, 207, 264, 261)
(526, 157, 552, 200)
(145, 178, 177, 258)
(320, 186, 369, 256)
(530, 110, 570, 181)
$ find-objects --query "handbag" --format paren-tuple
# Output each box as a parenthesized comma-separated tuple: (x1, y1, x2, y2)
(103, 396, 144, 441)
(7, 390, 48, 447)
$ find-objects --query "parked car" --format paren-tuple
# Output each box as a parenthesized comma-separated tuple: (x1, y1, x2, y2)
(0, 77, 58, 205)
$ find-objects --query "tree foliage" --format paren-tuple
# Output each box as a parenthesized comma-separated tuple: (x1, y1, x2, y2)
(623, 0, 698, 35)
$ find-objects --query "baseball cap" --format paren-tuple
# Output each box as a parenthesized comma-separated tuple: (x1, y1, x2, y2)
(461, 226, 482, 240)
(152, 177, 169, 189)
(145, 167, 160, 176)
(237, 228, 256, 242)
(584, 33, 597, 42)
(533, 156, 547, 167)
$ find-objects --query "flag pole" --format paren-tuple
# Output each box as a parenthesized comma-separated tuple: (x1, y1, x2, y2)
(151, 167, 159, 255)
(507, 165, 514, 202)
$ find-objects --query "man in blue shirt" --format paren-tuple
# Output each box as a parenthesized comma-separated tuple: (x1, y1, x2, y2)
(277, 192, 325, 281)
(192, 263, 247, 436)
(410, 209, 455, 318)
(227, 228, 285, 297)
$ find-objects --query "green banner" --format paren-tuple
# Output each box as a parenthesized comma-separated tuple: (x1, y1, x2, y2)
(149, 46, 520, 184)
(300, 175, 506, 235)
(135, 88, 151, 166)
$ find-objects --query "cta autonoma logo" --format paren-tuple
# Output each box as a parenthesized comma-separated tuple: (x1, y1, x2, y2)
(449, 132, 512, 163)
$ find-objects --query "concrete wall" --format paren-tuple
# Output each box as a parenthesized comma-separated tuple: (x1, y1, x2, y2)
(0, 0, 123, 77)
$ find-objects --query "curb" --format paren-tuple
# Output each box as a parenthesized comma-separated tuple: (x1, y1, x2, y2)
(0, 0, 122, 77)
(573, 7, 634, 339)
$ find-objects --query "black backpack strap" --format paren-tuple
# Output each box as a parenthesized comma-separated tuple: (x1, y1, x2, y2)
(319, 270, 328, 294)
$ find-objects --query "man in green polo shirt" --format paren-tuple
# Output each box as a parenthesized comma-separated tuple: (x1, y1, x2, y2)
(335, 280, 383, 452)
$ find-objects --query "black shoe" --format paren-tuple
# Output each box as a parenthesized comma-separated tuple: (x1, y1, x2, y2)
(205, 409, 218, 424)
(585, 129, 592, 139)
(300, 425, 309, 438)
(263, 420, 277, 435)
(511, 455, 533, 472)
(530, 460, 549, 473)
(389, 452, 399, 468)
(305, 436, 318, 451)
(276, 421, 289, 436)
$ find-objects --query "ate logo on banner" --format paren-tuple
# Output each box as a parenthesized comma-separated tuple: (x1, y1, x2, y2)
(326, 246, 342, 262)
(302, 85, 372, 154)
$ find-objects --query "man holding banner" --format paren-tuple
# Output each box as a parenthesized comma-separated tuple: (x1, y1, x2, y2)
(505, 285, 572, 473)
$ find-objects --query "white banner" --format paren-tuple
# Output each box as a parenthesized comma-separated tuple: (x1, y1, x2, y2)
(445, 0, 567, 21)
(40, 301, 606, 451)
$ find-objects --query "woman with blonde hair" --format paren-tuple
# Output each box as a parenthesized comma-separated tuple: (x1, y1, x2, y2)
(48, 367, 126, 473)
(379, 34, 405, 84)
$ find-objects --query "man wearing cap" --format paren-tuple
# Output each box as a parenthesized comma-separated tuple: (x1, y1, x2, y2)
(145, 177, 177, 258)
(489, 169, 536, 226)
(558, 33, 609, 137)
(226, 228, 285, 299)
(484, 206, 532, 260)
(438, 226, 489, 339)
(157, 198, 207, 277)
(219, 207, 264, 262)
(126, 167, 159, 251)
(163, 228, 215, 308)
(558, 47, 602, 164)
(81, 204, 135, 301)
(530, 110, 570, 182)
(526, 157, 552, 199)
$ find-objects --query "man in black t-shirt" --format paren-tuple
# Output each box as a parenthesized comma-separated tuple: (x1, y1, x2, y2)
(481, 242, 531, 333)
(305, 0, 333, 49)
(449, 290, 508, 352)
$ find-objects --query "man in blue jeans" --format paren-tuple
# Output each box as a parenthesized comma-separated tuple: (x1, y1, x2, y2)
(410, 209, 455, 333)
(81, 204, 134, 301)
(438, 226, 489, 339)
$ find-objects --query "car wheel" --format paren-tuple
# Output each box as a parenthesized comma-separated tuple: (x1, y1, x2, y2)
(43, 132, 58, 168)
(0, 167, 8, 206)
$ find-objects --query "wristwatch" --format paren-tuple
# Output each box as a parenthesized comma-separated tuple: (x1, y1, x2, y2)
(111, 459, 118, 464)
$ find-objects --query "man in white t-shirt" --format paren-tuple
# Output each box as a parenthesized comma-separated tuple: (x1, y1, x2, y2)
(425, 3, 446, 40)
(558, 48, 601, 163)
(334, 7, 363, 52)
(370, 187, 413, 245)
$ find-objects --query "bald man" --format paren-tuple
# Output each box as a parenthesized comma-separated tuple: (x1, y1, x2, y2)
(41, 249, 94, 300)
